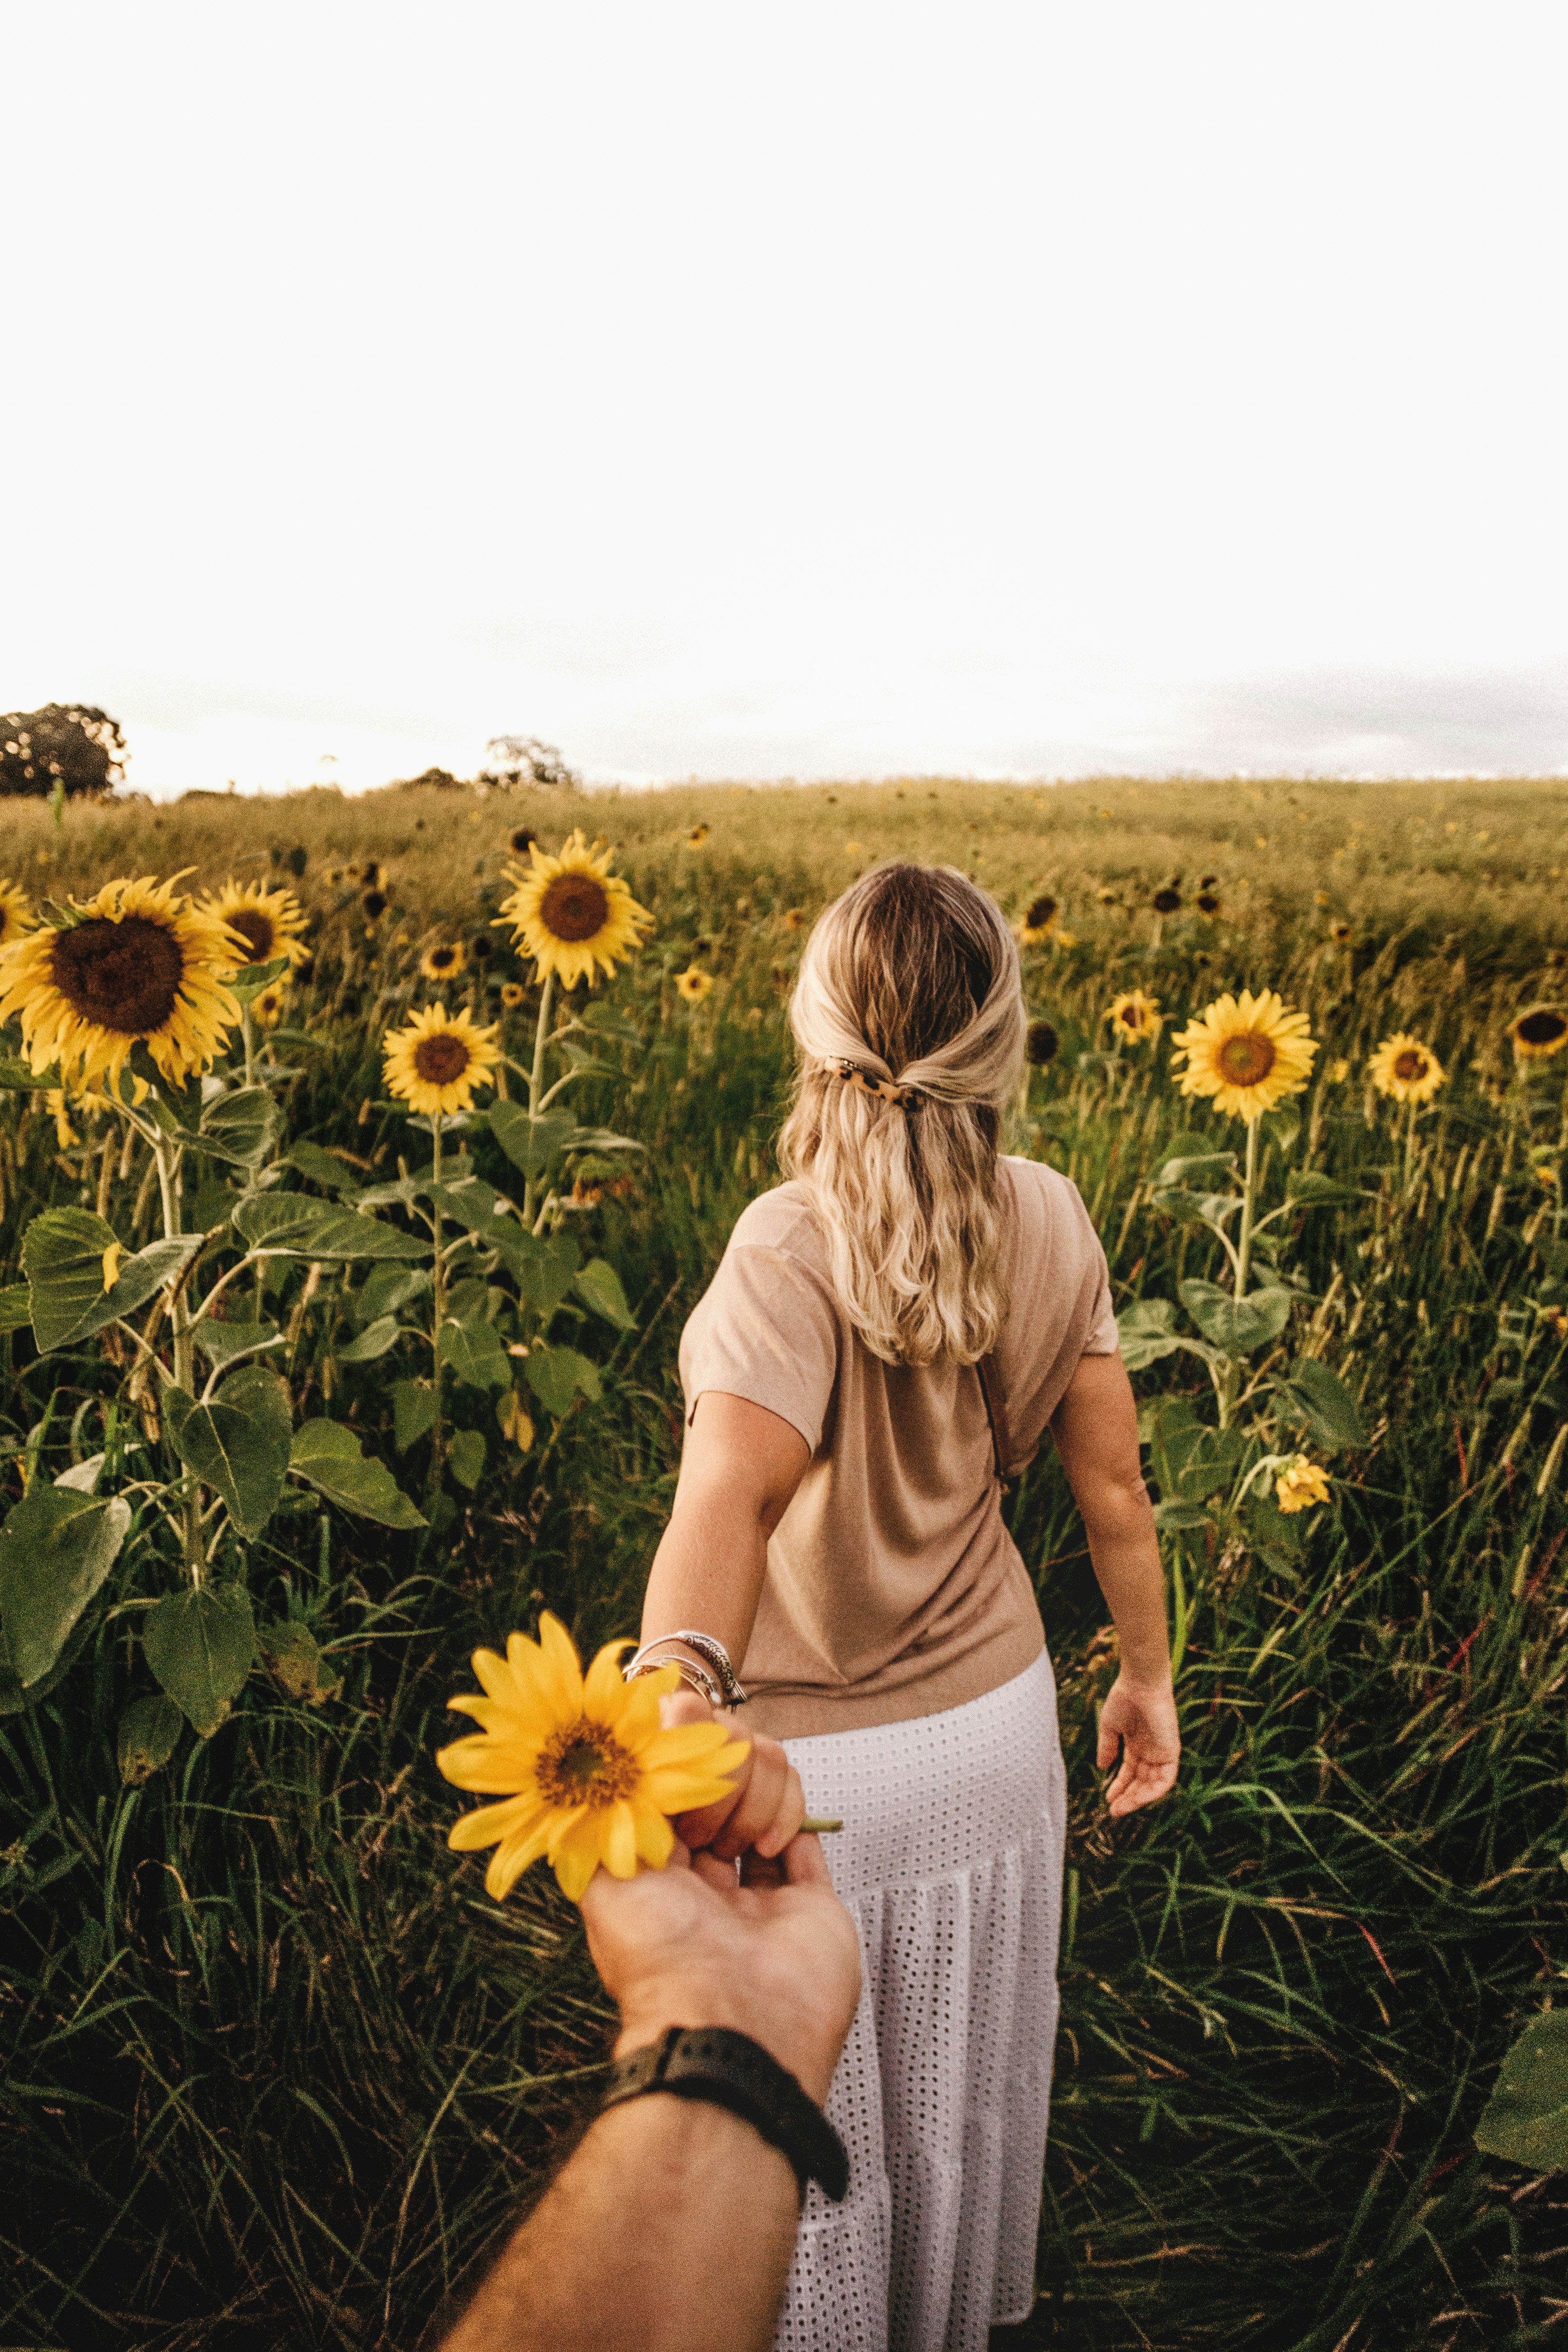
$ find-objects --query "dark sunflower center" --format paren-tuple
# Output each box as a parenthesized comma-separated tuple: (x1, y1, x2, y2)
(1118, 1004, 1145, 1030)
(539, 873, 610, 943)
(1153, 889, 1182, 914)
(51, 916, 185, 1036)
(429, 948, 457, 970)
(227, 907, 275, 961)
(1026, 895, 1056, 929)
(1217, 1031, 1276, 1086)
(538, 1720, 638, 1809)
(1393, 1049, 1427, 1082)
(1025, 1018, 1058, 1066)
(1518, 1010, 1565, 1046)
(412, 1033, 472, 1086)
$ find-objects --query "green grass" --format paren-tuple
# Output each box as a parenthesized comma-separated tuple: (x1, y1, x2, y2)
(2, 774, 1567, 2348)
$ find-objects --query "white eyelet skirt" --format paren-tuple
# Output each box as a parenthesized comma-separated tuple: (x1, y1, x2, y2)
(774, 1649, 1066, 2352)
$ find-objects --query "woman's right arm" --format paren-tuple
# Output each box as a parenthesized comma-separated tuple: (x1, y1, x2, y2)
(639, 1391, 811, 1859)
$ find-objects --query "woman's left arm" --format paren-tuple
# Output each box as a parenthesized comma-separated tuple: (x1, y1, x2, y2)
(639, 1391, 812, 1861)
(1048, 1351, 1181, 1816)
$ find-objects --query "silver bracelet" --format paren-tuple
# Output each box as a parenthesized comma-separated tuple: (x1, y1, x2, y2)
(625, 1630, 748, 1707)
(625, 1654, 726, 1710)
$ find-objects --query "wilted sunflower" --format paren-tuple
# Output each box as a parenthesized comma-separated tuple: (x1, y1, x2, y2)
(495, 829, 653, 990)
(420, 940, 466, 981)
(1276, 1456, 1330, 1514)
(1107, 989, 1162, 1043)
(252, 982, 288, 1028)
(1018, 894, 1058, 946)
(0, 873, 243, 1092)
(1025, 1017, 1059, 1066)
(500, 980, 526, 1010)
(1171, 989, 1317, 1122)
(1509, 1005, 1568, 1062)
(1151, 887, 1183, 916)
(363, 889, 388, 922)
(685, 823, 710, 848)
(382, 1002, 502, 1117)
(437, 1612, 750, 1902)
(0, 879, 35, 949)
(674, 965, 715, 1005)
(201, 879, 309, 971)
(1368, 1033, 1445, 1104)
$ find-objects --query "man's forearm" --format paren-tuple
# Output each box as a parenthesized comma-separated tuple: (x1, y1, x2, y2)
(441, 2091, 800, 2352)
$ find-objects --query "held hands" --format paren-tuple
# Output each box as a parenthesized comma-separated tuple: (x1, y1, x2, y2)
(660, 1686, 807, 1862)
(1096, 1671, 1180, 1817)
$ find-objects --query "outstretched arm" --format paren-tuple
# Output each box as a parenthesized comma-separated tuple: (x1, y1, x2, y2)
(1049, 1350, 1180, 1815)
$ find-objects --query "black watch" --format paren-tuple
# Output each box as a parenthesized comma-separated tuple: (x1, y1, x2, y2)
(600, 2024, 848, 2203)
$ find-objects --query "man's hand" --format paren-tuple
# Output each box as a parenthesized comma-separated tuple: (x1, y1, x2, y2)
(1096, 1671, 1180, 1817)
(579, 1833, 861, 2105)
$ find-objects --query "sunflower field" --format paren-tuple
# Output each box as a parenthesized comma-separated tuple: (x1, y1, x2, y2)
(1, 772, 1566, 2351)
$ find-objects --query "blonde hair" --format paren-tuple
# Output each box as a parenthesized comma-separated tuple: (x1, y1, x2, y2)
(778, 865, 1025, 1367)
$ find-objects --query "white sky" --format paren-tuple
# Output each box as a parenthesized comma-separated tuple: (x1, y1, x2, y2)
(4, 3, 1566, 797)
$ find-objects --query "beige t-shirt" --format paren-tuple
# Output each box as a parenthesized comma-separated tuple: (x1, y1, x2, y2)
(677, 1155, 1119, 1739)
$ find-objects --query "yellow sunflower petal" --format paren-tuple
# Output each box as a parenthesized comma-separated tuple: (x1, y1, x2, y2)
(602, 1800, 640, 1880)
(434, 1734, 545, 1793)
(630, 1799, 677, 1869)
(469, 1646, 519, 1705)
(550, 1808, 611, 1902)
(485, 1817, 556, 1900)
(582, 1635, 638, 1718)
(535, 1612, 585, 1716)
(446, 1790, 550, 1851)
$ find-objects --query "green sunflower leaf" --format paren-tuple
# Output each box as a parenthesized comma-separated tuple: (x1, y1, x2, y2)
(448, 1428, 486, 1489)
(117, 1694, 185, 1785)
(165, 1366, 294, 1538)
(1275, 1357, 1367, 1452)
(144, 1583, 257, 1737)
(487, 1102, 580, 1179)
(189, 1084, 279, 1169)
(0, 1487, 131, 1689)
(573, 1258, 636, 1331)
(232, 1194, 429, 1262)
(1475, 2009, 1568, 2173)
(390, 1381, 439, 1453)
(336, 1315, 404, 1363)
(1180, 1279, 1295, 1356)
(0, 1284, 33, 1333)
(257, 1619, 342, 1706)
(0, 1053, 62, 1092)
(23, 1208, 204, 1354)
(524, 1345, 601, 1419)
(227, 956, 291, 1004)
(1116, 1297, 1185, 1372)
(288, 1419, 427, 1526)
(438, 1317, 512, 1392)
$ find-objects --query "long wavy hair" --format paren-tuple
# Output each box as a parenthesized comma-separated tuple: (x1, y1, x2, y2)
(778, 864, 1025, 1367)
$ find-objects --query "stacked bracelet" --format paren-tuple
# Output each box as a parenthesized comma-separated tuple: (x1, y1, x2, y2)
(625, 1653, 726, 1709)
(624, 1630, 748, 1708)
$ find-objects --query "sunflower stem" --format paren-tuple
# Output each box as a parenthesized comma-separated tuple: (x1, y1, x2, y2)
(153, 1131, 205, 1584)
(1219, 1117, 1262, 1432)
(428, 1113, 447, 1491)
(242, 1007, 256, 1087)
(522, 971, 555, 1227)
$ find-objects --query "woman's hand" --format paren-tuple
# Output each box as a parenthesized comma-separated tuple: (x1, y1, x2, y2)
(661, 1686, 806, 1862)
(1096, 1672, 1180, 1816)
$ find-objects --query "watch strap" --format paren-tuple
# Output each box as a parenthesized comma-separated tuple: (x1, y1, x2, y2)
(601, 2024, 848, 2203)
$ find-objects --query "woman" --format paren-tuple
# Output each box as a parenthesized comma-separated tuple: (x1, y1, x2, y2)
(632, 864, 1179, 2352)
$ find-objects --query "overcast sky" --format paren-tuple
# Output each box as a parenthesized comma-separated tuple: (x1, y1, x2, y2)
(5, 4, 1566, 797)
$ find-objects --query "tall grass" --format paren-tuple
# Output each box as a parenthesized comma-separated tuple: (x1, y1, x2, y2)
(2, 774, 1566, 2348)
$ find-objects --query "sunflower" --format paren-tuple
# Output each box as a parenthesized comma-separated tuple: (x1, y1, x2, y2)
(1328, 920, 1354, 946)
(1018, 893, 1058, 946)
(1025, 1017, 1059, 1066)
(363, 889, 388, 922)
(1509, 1005, 1568, 1062)
(1276, 1456, 1331, 1514)
(500, 980, 526, 1010)
(674, 965, 715, 1005)
(1368, 1033, 1445, 1104)
(1151, 887, 1182, 915)
(495, 829, 654, 990)
(420, 940, 466, 981)
(1328, 1057, 1351, 1084)
(509, 826, 536, 858)
(0, 880, 35, 949)
(1095, 886, 1120, 906)
(783, 908, 805, 932)
(1170, 989, 1317, 1122)
(0, 873, 244, 1092)
(382, 1002, 503, 1117)
(1196, 891, 1221, 916)
(437, 1612, 750, 1901)
(252, 982, 288, 1028)
(685, 824, 710, 848)
(201, 879, 309, 971)
(1107, 989, 1162, 1043)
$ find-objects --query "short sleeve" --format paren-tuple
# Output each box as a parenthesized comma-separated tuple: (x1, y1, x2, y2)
(1082, 1259, 1119, 1356)
(1052, 1164, 1119, 1359)
(678, 1241, 841, 1457)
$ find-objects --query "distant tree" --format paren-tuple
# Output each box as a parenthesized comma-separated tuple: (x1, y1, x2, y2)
(480, 735, 579, 791)
(0, 704, 126, 799)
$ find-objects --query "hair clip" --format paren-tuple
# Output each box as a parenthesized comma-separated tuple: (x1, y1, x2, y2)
(835, 1060, 919, 1108)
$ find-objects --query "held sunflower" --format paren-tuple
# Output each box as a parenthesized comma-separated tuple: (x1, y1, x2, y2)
(382, 1002, 503, 1118)
(438, 1612, 750, 1901)
(1368, 1033, 1445, 1104)
(0, 879, 35, 949)
(200, 879, 309, 970)
(1106, 989, 1162, 1043)
(495, 829, 654, 990)
(1170, 989, 1317, 1122)
(0, 873, 244, 1091)
(420, 941, 466, 981)
(674, 965, 715, 1005)
(1509, 1005, 1568, 1062)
